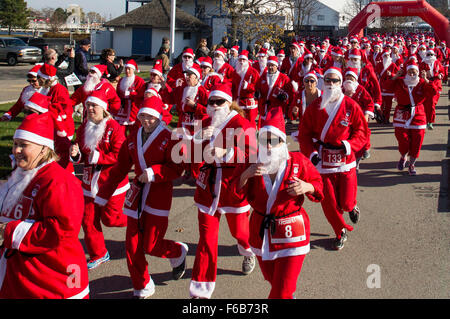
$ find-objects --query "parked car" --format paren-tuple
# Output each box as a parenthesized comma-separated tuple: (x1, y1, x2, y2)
(0, 37, 42, 66)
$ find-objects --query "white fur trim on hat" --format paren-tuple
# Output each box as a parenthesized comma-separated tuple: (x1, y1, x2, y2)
(324, 68, 343, 82)
(407, 64, 419, 72)
(24, 101, 48, 114)
(90, 66, 103, 78)
(37, 69, 56, 81)
(85, 96, 108, 111)
(238, 54, 248, 60)
(259, 125, 286, 142)
(137, 107, 162, 120)
(125, 63, 136, 70)
(209, 90, 232, 103)
(345, 70, 359, 80)
(14, 129, 54, 150)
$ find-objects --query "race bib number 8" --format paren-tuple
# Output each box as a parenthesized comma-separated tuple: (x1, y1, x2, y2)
(270, 214, 306, 244)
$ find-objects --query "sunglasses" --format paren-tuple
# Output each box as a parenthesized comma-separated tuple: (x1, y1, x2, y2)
(324, 78, 341, 84)
(208, 98, 227, 106)
(260, 137, 283, 147)
(304, 79, 316, 84)
(426, 54, 435, 57)
(27, 79, 38, 83)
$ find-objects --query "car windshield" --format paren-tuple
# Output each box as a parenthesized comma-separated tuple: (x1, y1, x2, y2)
(4, 38, 27, 47)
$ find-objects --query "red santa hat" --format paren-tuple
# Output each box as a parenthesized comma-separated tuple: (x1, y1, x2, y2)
(151, 59, 164, 77)
(382, 47, 391, 57)
(199, 56, 213, 68)
(13, 113, 54, 150)
(209, 83, 233, 103)
(348, 48, 362, 59)
(182, 48, 195, 58)
(331, 47, 344, 57)
(406, 60, 419, 72)
(277, 49, 285, 57)
(324, 67, 343, 82)
(137, 96, 164, 120)
(214, 47, 227, 58)
(304, 71, 318, 83)
(125, 59, 139, 72)
(259, 107, 286, 142)
(90, 64, 108, 78)
(24, 92, 50, 114)
(302, 49, 314, 59)
(267, 55, 279, 66)
(230, 45, 239, 54)
(344, 67, 359, 80)
(85, 90, 109, 112)
(289, 42, 301, 52)
(185, 63, 202, 79)
(238, 50, 249, 60)
(28, 64, 43, 77)
(350, 36, 359, 44)
(37, 63, 57, 80)
(257, 48, 268, 57)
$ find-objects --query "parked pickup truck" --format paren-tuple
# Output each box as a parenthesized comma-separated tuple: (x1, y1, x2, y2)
(0, 37, 42, 66)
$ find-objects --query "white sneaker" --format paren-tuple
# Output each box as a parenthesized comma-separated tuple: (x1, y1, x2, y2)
(242, 255, 256, 275)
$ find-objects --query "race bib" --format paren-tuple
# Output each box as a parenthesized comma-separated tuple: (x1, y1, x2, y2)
(321, 148, 346, 168)
(196, 168, 210, 190)
(125, 182, 142, 208)
(82, 166, 93, 185)
(270, 214, 306, 244)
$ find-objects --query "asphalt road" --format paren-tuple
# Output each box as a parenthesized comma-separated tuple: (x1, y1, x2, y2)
(0, 64, 449, 301)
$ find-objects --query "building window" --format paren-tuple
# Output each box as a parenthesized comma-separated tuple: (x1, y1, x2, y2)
(317, 15, 325, 21)
(183, 32, 191, 40)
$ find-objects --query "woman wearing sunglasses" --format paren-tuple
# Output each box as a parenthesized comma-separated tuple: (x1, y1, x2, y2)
(233, 107, 323, 299)
(289, 71, 321, 122)
(189, 83, 257, 299)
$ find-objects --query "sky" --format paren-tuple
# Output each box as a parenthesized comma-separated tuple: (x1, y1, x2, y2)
(25, 0, 144, 20)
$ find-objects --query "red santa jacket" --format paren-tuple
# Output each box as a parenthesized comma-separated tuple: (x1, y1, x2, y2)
(193, 111, 256, 215)
(298, 94, 369, 174)
(358, 64, 382, 107)
(347, 84, 375, 118)
(0, 161, 89, 299)
(280, 56, 303, 79)
(115, 75, 146, 125)
(419, 59, 445, 91)
(288, 89, 322, 122)
(70, 79, 121, 117)
(47, 83, 75, 138)
(252, 61, 267, 77)
(2, 85, 38, 120)
(166, 63, 188, 89)
(387, 77, 438, 129)
(255, 70, 292, 118)
(201, 72, 223, 91)
(375, 61, 400, 95)
(95, 124, 183, 218)
(231, 152, 324, 260)
(72, 117, 130, 198)
(232, 66, 260, 110)
(215, 62, 235, 83)
(144, 86, 173, 125)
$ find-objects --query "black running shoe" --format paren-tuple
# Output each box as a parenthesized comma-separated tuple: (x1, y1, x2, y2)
(349, 206, 360, 224)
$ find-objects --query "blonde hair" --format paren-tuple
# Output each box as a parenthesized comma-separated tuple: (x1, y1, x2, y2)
(230, 101, 245, 117)
(38, 147, 59, 166)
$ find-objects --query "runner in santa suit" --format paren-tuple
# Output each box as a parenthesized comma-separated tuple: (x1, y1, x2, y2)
(294, 49, 322, 90)
(391, 45, 404, 68)
(298, 67, 368, 250)
(416, 44, 428, 64)
(232, 107, 324, 299)
(342, 67, 374, 171)
(165, 64, 209, 180)
(419, 49, 445, 130)
(375, 48, 400, 124)
(276, 49, 285, 69)
(369, 42, 383, 67)
(189, 84, 257, 299)
(255, 56, 293, 124)
(115, 59, 146, 135)
(212, 47, 235, 84)
(71, 64, 122, 119)
(94, 97, 188, 299)
(144, 60, 173, 126)
(198, 56, 223, 91)
(69, 90, 129, 270)
(315, 44, 332, 70)
(228, 45, 240, 69)
(36, 64, 74, 173)
(232, 50, 260, 128)
(436, 40, 449, 82)
(166, 48, 196, 89)
(289, 71, 321, 123)
(280, 42, 304, 79)
(0, 113, 89, 299)
(0, 64, 43, 121)
(322, 47, 345, 72)
(386, 62, 438, 176)
(252, 48, 268, 77)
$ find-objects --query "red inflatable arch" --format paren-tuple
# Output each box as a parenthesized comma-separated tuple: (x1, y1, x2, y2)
(348, 0, 450, 44)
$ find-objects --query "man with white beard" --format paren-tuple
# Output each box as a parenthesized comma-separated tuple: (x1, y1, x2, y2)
(391, 45, 404, 67)
(232, 107, 324, 299)
(436, 40, 449, 82)
(212, 47, 235, 83)
(189, 83, 256, 299)
(69, 89, 129, 270)
(166, 48, 196, 89)
(419, 49, 445, 129)
(115, 59, 146, 132)
(231, 50, 260, 128)
(375, 48, 400, 124)
(71, 64, 121, 120)
(385, 61, 438, 175)
(298, 67, 368, 250)
(252, 48, 268, 77)
(1, 64, 45, 121)
(416, 44, 427, 63)
(276, 49, 285, 68)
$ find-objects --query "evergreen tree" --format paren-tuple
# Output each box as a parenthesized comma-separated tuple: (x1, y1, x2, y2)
(0, 0, 29, 35)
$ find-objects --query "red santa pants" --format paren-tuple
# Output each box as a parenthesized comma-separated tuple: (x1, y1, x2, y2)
(394, 127, 425, 159)
(320, 169, 357, 238)
(257, 254, 305, 299)
(126, 213, 182, 291)
(191, 209, 252, 295)
(424, 89, 440, 124)
(83, 194, 127, 260)
(382, 95, 394, 122)
(243, 108, 258, 128)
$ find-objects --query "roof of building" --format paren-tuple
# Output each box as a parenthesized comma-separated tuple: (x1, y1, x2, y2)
(318, 0, 351, 13)
(104, 0, 209, 30)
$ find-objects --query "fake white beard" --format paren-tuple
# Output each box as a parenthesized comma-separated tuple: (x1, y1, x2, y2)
(343, 80, 358, 95)
(84, 117, 108, 152)
(148, 82, 161, 92)
(418, 51, 426, 59)
(423, 55, 437, 65)
(229, 56, 238, 68)
(302, 62, 312, 74)
(182, 59, 194, 71)
(0, 166, 39, 217)
(213, 57, 225, 71)
(83, 74, 101, 94)
(320, 84, 343, 110)
(382, 56, 392, 70)
(403, 74, 420, 87)
(235, 61, 249, 77)
(207, 104, 230, 128)
(183, 84, 199, 104)
(267, 71, 279, 88)
(257, 143, 289, 175)
(20, 85, 38, 104)
(392, 54, 400, 63)
(119, 74, 135, 93)
(410, 47, 417, 54)
(318, 52, 325, 60)
(258, 58, 267, 70)
(347, 59, 361, 70)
